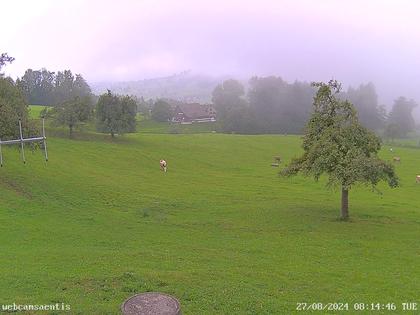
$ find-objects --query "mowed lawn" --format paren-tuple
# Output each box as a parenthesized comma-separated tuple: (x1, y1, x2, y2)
(0, 131, 419, 314)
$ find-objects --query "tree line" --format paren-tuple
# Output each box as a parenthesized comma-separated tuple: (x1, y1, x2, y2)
(16, 69, 92, 106)
(2, 53, 418, 140)
(43, 89, 137, 138)
(0, 53, 35, 139)
(212, 78, 418, 137)
(1, 55, 137, 139)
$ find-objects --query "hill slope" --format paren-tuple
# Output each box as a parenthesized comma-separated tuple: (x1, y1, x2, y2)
(0, 132, 419, 314)
(90, 72, 240, 103)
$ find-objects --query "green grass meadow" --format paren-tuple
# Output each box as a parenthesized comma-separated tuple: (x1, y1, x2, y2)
(28, 105, 48, 119)
(0, 115, 419, 314)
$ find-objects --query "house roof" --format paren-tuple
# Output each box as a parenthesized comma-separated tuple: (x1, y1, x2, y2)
(175, 103, 211, 119)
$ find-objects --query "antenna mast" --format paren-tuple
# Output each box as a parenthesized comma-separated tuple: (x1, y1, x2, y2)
(0, 118, 48, 167)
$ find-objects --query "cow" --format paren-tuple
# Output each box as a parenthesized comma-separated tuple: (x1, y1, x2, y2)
(416, 175, 420, 183)
(393, 157, 401, 163)
(160, 159, 167, 172)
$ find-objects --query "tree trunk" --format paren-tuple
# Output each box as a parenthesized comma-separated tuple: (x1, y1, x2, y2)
(341, 187, 349, 220)
(69, 125, 73, 138)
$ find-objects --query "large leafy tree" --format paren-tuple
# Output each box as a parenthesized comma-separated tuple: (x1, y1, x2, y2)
(343, 82, 385, 131)
(281, 80, 399, 220)
(212, 79, 250, 132)
(387, 97, 417, 137)
(151, 100, 172, 122)
(0, 53, 34, 140)
(0, 53, 15, 75)
(0, 78, 30, 139)
(96, 90, 137, 137)
(50, 96, 93, 137)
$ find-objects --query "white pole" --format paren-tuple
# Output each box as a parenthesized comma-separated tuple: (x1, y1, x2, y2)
(42, 118, 48, 162)
(19, 119, 26, 164)
(0, 120, 48, 167)
(0, 138, 3, 167)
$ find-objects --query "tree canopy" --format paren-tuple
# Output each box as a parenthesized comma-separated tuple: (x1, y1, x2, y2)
(212, 77, 393, 135)
(16, 69, 92, 106)
(0, 53, 37, 140)
(281, 80, 399, 220)
(386, 97, 417, 137)
(151, 100, 172, 122)
(341, 82, 385, 130)
(96, 90, 137, 137)
(0, 77, 32, 140)
(49, 96, 93, 137)
(0, 53, 15, 75)
(211, 79, 252, 133)
(212, 77, 315, 134)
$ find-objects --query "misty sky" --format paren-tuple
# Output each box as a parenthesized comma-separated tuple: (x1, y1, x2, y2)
(1, 0, 420, 108)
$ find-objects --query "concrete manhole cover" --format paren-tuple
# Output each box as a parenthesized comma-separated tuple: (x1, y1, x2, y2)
(121, 292, 181, 315)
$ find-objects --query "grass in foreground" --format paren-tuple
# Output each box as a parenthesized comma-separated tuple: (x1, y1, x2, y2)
(0, 131, 419, 314)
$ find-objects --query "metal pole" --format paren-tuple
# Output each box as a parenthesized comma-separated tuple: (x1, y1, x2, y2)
(0, 120, 48, 167)
(42, 118, 48, 162)
(19, 119, 26, 164)
(0, 138, 3, 167)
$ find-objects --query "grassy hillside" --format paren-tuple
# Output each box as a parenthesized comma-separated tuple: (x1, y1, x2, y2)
(0, 129, 419, 314)
(28, 105, 48, 119)
(90, 72, 237, 104)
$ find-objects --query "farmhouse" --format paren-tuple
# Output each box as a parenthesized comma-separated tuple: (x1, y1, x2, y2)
(172, 103, 216, 124)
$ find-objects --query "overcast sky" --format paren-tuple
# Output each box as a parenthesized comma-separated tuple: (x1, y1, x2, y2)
(1, 0, 420, 107)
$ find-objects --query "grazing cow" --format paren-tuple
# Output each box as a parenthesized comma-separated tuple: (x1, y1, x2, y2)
(393, 157, 401, 162)
(416, 175, 420, 183)
(160, 159, 167, 172)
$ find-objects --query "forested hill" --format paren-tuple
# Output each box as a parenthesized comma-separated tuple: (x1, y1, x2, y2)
(90, 72, 238, 103)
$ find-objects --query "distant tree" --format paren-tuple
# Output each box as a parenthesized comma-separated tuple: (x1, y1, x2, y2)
(221, 106, 258, 134)
(72, 74, 92, 98)
(0, 77, 32, 139)
(17, 68, 92, 106)
(383, 123, 402, 142)
(54, 70, 74, 104)
(17, 69, 55, 105)
(119, 95, 137, 131)
(0, 54, 37, 140)
(0, 53, 15, 75)
(212, 79, 249, 132)
(96, 90, 137, 137)
(50, 96, 93, 137)
(248, 77, 314, 134)
(212, 79, 246, 116)
(248, 76, 287, 133)
(151, 100, 172, 122)
(281, 80, 399, 220)
(343, 83, 384, 130)
(387, 97, 417, 137)
(136, 96, 151, 118)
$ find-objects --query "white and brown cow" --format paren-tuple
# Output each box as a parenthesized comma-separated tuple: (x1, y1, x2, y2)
(160, 159, 167, 172)
(416, 175, 420, 183)
(393, 156, 401, 163)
